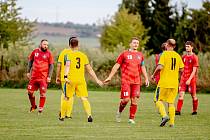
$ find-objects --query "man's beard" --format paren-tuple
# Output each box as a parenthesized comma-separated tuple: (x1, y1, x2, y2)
(41, 47, 47, 52)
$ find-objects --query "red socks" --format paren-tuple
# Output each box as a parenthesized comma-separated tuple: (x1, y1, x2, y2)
(193, 99, 198, 112)
(119, 101, 128, 113)
(129, 103, 137, 119)
(176, 99, 183, 112)
(28, 94, 36, 108)
(39, 96, 46, 111)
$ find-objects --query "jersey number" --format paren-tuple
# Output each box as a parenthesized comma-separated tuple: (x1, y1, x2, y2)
(76, 57, 80, 69)
(171, 58, 176, 70)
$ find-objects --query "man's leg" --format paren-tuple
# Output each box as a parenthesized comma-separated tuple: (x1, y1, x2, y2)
(176, 92, 185, 115)
(129, 97, 137, 124)
(27, 81, 37, 112)
(169, 103, 175, 126)
(38, 81, 47, 113)
(66, 97, 74, 118)
(190, 83, 198, 115)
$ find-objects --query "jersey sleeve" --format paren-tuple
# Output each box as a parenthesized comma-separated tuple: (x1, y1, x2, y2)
(57, 51, 63, 64)
(179, 56, 184, 69)
(84, 54, 89, 65)
(116, 52, 124, 65)
(28, 50, 35, 61)
(158, 52, 165, 66)
(193, 55, 199, 67)
(140, 54, 145, 66)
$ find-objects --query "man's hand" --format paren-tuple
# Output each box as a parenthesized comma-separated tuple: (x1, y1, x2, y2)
(103, 77, 111, 84)
(47, 77, 51, 83)
(64, 78, 71, 84)
(56, 77, 61, 84)
(186, 79, 191, 85)
(151, 74, 155, 81)
(145, 79, 150, 87)
(26, 73, 31, 80)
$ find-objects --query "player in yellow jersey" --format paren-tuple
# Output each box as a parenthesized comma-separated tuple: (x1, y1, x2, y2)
(60, 36, 103, 122)
(151, 39, 184, 127)
(56, 41, 74, 120)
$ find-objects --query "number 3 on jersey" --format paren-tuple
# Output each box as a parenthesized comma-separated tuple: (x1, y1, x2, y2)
(76, 57, 80, 69)
(171, 58, 176, 70)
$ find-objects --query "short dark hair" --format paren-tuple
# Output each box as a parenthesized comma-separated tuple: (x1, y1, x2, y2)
(161, 42, 167, 51)
(69, 36, 78, 47)
(130, 37, 139, 42)
(40, 39, 48, 43)
(185, 41, 194, 48)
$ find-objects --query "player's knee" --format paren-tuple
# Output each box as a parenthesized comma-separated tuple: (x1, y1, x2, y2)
(28, 90, 34, 95)
(80, 97, 88, 101)
(178, 92, 184, 99)
(191, 95, 197, 100)
(40, 92, 46, 97)
(122, 98, 130, 103)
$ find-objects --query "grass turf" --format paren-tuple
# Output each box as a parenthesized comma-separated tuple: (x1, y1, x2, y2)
(0, 88, 210, 140)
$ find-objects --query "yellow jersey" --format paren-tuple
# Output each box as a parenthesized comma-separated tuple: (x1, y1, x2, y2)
(157, 51, 184, 88)
(57, 49, 72, 82)
(66, 50, 89, 83)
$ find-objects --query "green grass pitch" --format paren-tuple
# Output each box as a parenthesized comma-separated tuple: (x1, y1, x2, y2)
(0, 88, 210, 140)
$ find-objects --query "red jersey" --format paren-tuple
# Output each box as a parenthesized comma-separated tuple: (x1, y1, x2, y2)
(29, 48, 54, 80)
(154, 53, 163, 84)
(181, 54, 199, 81)
(116, 50, 144, 84)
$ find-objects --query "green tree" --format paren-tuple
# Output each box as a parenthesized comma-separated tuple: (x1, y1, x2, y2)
(0, 0, 34, 75)
(175, 1, 210, 53)
(0, 0, 34, 49)
(121, 0, 178, 54)
(100, 6, 149, 52)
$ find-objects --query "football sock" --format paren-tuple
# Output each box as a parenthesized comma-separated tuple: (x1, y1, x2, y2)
(176, 99, 183, 112)
(119, 101, 128, 113)
(156, 101, 167, 118)
(82, 99, 91, 117)
(66, 97, 74, 117)
(60, 99, 67, 118)
(129, 103, 137, 119)
(28, 93, 36, 108)
(169, 106, 175, 125)
(193, 99, 198, 112)
(39, 96, 46, 111)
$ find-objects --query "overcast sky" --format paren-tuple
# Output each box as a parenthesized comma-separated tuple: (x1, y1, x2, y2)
(17, 0, 203, 24)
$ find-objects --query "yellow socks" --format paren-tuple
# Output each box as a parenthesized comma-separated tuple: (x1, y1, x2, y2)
(169, 106, 175, 125)
(82, 99, 91, 117)
(66, 97, 74, 117)
(156, 101, 167, 118)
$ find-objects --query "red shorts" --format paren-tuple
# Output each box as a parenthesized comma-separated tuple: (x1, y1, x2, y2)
(27, 78, 48, 95)
(120, 83, 140, 99)
(179, 78, 196, 95)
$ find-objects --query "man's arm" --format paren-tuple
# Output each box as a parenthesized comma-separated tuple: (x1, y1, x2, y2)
(141, 65, 149, 87)
(85, 64, 103, 87)
(186, 67, 197, 85)
(26, 60, 33, 79)
(151, 64, 163, 81)
(46, 64, 54, 83)
(56, 63, 61, 84)
(104, 63, 120, 84)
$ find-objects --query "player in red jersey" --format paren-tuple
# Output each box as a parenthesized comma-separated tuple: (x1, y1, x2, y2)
(154, 43, 167, 84)
(176, 41, 199, 115)
(26, 39, 54, 113)
(104, 37, 149, 124)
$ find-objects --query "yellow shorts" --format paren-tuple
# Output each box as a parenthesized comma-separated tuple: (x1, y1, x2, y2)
(158, 87, 178, 104)
(61, 81, 88, 98)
